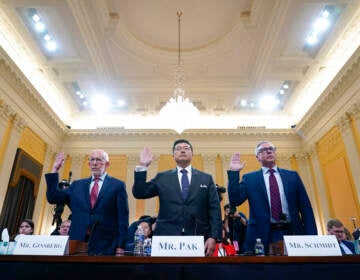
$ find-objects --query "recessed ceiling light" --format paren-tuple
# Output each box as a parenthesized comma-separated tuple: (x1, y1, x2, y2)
(32, 14, 40, 22)
(45, 40, 57, 52)
(35, 22, 45, 32)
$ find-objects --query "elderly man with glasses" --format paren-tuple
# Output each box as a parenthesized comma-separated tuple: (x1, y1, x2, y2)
(45, 149, 129, 256)
(227, 141, 317, 255)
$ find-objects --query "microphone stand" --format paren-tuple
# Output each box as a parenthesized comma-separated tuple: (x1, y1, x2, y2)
(52, 171, 72, 234)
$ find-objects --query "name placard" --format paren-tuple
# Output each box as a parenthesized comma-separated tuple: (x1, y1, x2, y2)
(151, 236, 204, 257)
(284, 235, 341, 256)
(12, 235, 69, 256)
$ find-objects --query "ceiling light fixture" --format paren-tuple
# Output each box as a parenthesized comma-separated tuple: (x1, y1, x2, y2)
(159, 11, 199, 134)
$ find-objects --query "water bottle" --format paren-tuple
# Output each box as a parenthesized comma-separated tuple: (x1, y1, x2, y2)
(254, 238, 265, 256)
(0, 228, 9, 255)
(354, 237, 360, 255)
(133, 225, 145, 256)
(143, 238, 152, 256)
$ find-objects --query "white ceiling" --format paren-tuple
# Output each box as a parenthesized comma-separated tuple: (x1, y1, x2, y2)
(1, 0, 359, 132)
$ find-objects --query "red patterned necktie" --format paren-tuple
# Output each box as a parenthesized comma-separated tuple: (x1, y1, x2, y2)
(269, 169, 282, 220)
(181, 169, 190, 200)
(90, 178, 99, 208)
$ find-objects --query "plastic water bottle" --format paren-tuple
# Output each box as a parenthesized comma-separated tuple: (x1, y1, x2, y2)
(0, 228, 9, 255)
(254, 238, 265, 256)
(143, 238, 152, 256)
(354, 236, 360, 255)
(133, 225, 145, 256)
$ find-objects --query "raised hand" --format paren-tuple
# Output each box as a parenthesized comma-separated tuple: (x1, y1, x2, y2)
(230, 152, 246, 172)
(51, 152, 65, 173)
(139, 147, 153, 167)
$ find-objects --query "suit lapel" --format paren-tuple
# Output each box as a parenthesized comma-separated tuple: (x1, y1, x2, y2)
(277, 168, 290, 201)
(84, 177, 92, 209)
(186, 168, 200, 201)
(257, 169, 268, 202)
(170, 168, 183, 199)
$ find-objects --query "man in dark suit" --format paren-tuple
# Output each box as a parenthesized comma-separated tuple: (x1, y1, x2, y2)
(133, 139, 222, 256)
(227, 141, 317, 254)
(45, 150, 129, 256)
(327, 218, 356, 255)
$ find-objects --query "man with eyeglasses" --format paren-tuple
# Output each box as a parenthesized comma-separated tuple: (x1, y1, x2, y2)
(227, 140, 317, 254)
(45, 150, 129, 256)
(327, 219, 356, 255)
(133, 139, 222, 256)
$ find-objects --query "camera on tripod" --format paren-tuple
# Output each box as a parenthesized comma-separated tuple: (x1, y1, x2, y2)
(216, 184, 226, 202)
(58, 171, 72, 189)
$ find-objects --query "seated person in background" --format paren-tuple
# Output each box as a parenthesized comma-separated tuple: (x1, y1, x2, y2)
(327, 218, 356, 255)
(125, 215, 154, 253)
(59, 220, 71, 236)
(18, 219, 34, 235)
(138, 220, 153, 239)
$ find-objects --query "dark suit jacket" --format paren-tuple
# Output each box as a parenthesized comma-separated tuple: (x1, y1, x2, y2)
(340, 240, 356, 255)
(133, 168, 222, 240)
(227, 168, 317, 252)
(45, 173, 129, 255)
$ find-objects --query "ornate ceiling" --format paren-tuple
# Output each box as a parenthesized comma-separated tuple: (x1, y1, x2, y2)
(0, 0, 359, 132)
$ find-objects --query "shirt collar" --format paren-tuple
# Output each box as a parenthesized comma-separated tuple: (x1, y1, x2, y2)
(261, 166, 278, 174)
(177, 165, 191, 173)
(92, 173, 107, 181)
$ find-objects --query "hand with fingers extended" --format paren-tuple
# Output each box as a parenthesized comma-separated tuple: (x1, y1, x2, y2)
(229, 153, 246, 172)
(139, 147, 153, 167)
(51, 152, 65, 173)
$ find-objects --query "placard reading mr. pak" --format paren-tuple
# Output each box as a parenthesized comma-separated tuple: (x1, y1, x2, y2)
(151, 236, 204, 257)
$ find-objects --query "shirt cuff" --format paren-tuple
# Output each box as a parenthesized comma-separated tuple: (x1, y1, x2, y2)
(135, 166, 148, 172)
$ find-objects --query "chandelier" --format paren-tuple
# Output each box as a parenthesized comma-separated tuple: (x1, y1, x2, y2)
(159, 11, 199, 134)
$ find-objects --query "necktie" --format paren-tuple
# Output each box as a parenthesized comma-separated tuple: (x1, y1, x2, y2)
(181, 169, 190, 200)
(90, 178, 99, 208)
(269, 169, 282, 220)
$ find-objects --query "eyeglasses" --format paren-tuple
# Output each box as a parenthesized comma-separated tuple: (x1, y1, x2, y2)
(257, 147, 276, 154)
(174, 146, 191, 152)
(88, 157, 105, 163)
(332, 230, 345, 234)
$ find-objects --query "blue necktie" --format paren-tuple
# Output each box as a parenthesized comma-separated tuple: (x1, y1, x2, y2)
(181, 169, 190, 200)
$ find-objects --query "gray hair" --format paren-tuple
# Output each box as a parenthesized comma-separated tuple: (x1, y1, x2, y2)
(254, 141, 275, 155)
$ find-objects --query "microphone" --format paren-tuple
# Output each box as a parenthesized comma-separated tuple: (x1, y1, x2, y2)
(68, 171, 72, 185)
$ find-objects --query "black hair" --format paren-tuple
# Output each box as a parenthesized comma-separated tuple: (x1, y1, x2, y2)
(172, 139, 193, 153)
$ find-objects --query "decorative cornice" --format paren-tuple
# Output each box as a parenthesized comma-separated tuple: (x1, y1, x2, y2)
(298, 50, 360, 135)
(0, 99, 15, 122)
(0, 56, 66, 137)
(336, 114, 352, 133)
(348, 101, 360, 120)
(66, 127, 298, 139)
(12, 114, 27, 133)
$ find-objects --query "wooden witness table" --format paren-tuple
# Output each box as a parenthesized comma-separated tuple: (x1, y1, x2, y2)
(0, 254, 359, 280)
